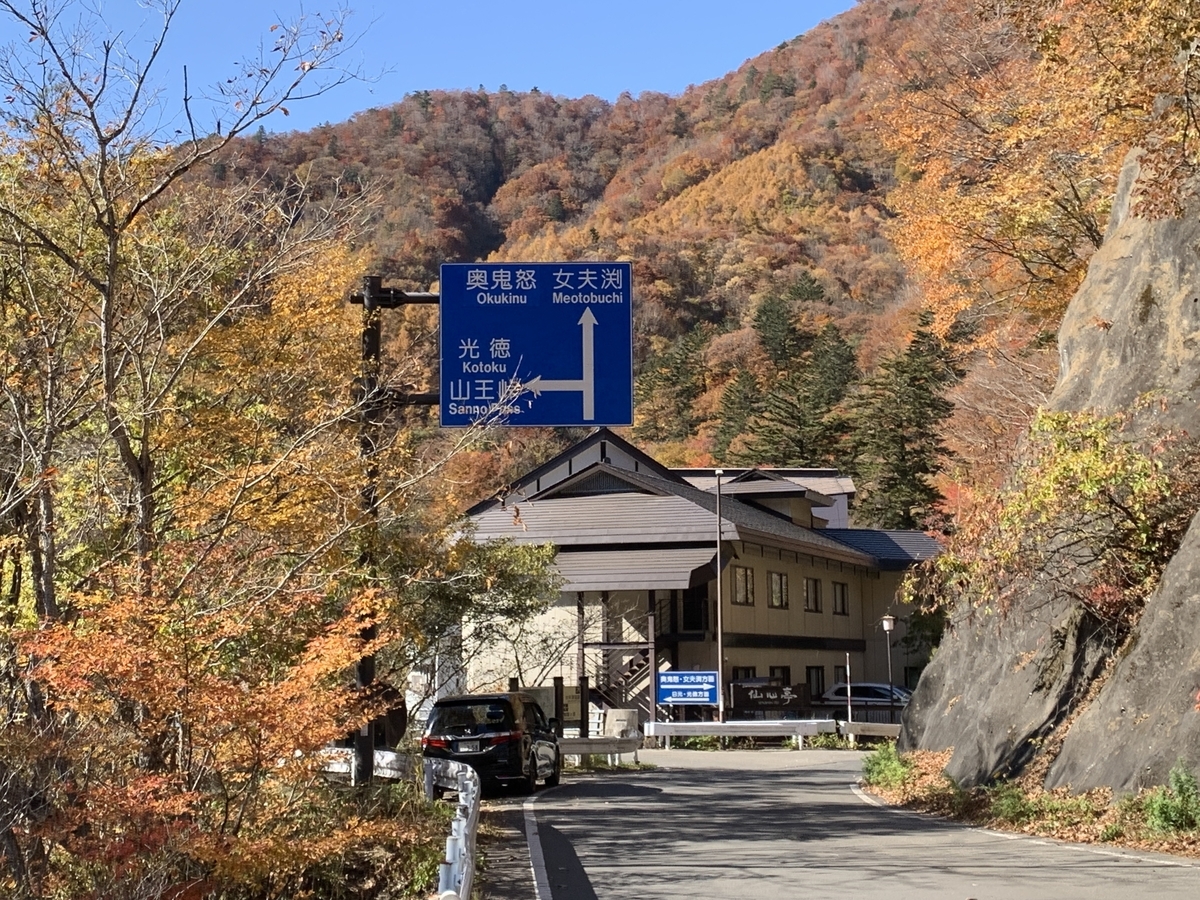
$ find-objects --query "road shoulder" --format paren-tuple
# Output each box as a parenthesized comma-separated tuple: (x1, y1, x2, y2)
(477, 800, 538, 900)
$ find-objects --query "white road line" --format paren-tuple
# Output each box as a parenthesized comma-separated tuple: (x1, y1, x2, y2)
(523, 794, 554, 900)
(850, 783, 884, 807)
(850, 783, 928, 821)
(850, 782, 1198, 868)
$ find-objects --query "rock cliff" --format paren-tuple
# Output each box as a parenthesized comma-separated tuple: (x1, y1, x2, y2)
(900, 152, 1200, 790)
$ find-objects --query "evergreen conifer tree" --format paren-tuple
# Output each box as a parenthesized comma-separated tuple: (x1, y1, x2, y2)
(734, 324, 858, 467)
(808, 323, 858, 410)
(713, 368, 761, 462)
(847, 314, 960, 529)
(786, 270, 825, 303)
(752, 294, 806, 368)
(632, 328, 710, 443)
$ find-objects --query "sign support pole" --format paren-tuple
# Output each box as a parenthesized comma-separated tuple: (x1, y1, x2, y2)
(354, 275, 383, 784)
(349, 275, 442, 785)
(715, 469, 726, 723)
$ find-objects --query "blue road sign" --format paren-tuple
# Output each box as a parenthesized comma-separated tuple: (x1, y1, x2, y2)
(439, 262, 633, 427)
(657, 671, 719, 706)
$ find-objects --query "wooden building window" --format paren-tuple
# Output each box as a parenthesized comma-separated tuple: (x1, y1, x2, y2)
(681, 584, 707, 632)
(767, 571, 789, 609)
(803, 577, 822, 612)
(732, 566, 755, 606)
(806, 665, 826, 698)
(832, 581, 849, 616)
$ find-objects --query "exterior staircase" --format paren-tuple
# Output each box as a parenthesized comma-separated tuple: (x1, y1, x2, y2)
(594, 648, 653, 717)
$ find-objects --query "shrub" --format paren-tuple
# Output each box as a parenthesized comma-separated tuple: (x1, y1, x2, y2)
(805, 732, 853, 750)
(862, 742, 911, 790)
(1144, 762, 1200, 833)
(989, 782, 1036, 824)
(674, 735, 721, 751)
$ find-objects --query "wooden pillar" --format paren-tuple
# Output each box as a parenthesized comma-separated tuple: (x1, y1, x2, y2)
(553, 676, 565, 736)
(576, 591, 585, 685)
(648, 590, 658, 725)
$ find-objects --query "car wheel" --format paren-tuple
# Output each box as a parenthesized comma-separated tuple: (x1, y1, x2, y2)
(517, 754, 538, 794)
(544, 750, 562, 788)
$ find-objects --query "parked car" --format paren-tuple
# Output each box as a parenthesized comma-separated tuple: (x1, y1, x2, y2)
(818, 682, 912, 708)
(421, 692, 561, 794)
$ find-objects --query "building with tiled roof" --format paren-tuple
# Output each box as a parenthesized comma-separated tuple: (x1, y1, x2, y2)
(463, 428, 941, 720)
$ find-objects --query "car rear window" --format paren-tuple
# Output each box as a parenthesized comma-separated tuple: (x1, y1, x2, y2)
(426, 701, 515, 736)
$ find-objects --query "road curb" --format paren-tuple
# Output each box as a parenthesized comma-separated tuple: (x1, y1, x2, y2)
(849, 781, 1200, 869)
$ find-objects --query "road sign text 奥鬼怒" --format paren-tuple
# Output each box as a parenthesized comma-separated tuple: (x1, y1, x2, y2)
(439, 262, 633, 427)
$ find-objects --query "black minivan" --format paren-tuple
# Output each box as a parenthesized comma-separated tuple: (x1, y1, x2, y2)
(421, 692, 561, 793)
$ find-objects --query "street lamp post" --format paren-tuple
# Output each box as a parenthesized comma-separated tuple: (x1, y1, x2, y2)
(881, 614, 896, 724)
(715, 469, 725, 724)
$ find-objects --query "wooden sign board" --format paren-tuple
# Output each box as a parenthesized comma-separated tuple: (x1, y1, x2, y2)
(523, 685, 582, 722)
(731, 683, 811, 710)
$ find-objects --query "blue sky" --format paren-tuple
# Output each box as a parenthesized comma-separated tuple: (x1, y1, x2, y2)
(0, 1, 857, 134)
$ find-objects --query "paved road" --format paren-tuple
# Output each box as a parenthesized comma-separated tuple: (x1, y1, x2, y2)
(521, 749, 1200, 900)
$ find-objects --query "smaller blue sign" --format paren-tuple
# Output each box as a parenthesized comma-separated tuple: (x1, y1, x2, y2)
(657, 671, 719, 706)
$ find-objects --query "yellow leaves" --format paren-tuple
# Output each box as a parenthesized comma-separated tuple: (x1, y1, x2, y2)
(881, 0, 1126, 338)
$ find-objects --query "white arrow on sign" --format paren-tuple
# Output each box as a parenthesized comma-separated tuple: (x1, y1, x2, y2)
(523, 307, 597, 420)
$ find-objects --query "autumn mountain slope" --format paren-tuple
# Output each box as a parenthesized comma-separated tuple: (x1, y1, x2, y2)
(250, 0, 1200, 795)
(223, 0, 1035, 517)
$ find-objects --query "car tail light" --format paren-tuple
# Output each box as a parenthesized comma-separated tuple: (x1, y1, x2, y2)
(422, 736, 449, 750)
(488, 730, 524, 746)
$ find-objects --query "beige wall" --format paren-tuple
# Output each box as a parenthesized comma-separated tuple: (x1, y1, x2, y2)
(709, 544, 919, 694)
(464, 547, 924, 704)
(464, 588, 651, 690)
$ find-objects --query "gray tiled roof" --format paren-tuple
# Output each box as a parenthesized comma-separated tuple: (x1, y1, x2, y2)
(472, 462, 876, 566)
(553, 548, 718, 591)
(465, 430, 937, 577)
(692, 479, 836, 507)
(617, 467, 872, 562)
(822, 529, 943, 569)
(679, 471, 856, 499)
(471, 490, 734, 545)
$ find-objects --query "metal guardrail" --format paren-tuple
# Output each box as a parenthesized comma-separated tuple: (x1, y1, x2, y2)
(559, 735, 642, 765)
(558, 736, 642, 755)
(839, 722, 902, 739)
(645, 719, 838, 747)
(319, 750, 482, 899)
(423, 758, 481, 900)
(642, 720, 901, 745)
(319, 747, 410, 782)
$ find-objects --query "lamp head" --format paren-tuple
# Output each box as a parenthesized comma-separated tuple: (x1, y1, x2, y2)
(881, 614, 896, 633)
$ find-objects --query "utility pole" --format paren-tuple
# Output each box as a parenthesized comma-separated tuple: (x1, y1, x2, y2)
(351, 275, 439, 784)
